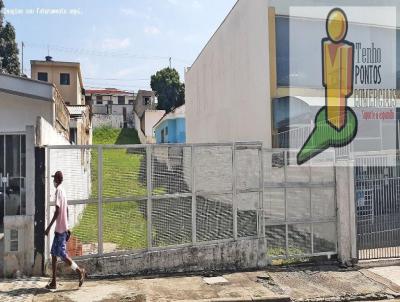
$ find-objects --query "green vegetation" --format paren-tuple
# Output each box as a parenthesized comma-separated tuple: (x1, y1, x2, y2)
(268, 247, 310, 266)
(73, 127, 148, 250)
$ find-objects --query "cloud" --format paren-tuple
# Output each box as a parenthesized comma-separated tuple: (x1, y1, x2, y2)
(120, 8, 151, 20)
(144, 26, 160, 35)
(101, 38, 130, 50)
(115, 68, 135, 78)
(192, 0, 202, 9)
(120, 8, 137, 16)
(167, 0, 179, 5)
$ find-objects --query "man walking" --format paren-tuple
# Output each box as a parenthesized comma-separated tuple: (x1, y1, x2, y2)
(45, 171, 85, 290)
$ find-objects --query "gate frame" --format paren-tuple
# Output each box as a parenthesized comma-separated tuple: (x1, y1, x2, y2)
(44, 143, 345, 266)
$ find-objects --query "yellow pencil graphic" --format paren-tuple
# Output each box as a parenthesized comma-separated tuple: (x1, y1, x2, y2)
(323, 8, 353, 130)
(297, 8, 358, 165)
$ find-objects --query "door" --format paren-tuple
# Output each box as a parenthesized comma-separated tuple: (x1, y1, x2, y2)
(0, 134, 26, 235)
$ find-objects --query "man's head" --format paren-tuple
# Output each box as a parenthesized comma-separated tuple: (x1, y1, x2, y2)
(52, 171, 63, 188)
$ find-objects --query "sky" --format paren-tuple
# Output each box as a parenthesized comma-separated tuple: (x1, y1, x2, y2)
(3, 0, 236, 92)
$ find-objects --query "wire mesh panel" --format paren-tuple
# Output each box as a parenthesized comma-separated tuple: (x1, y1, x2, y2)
(266, 225, 286, 257)
(264, 188, 285, 222)
(48, 148, 94, 202)
(313, 222, 337, 253)
(286, 188, 311, 221)
(151, 146, 192, 195)
(288, 224, 311, 255)
(196, 194, 233, 242)
(102, 147, 147, 199)
(286, 151, 310, 183)
(263, 149, 337, 261)
(194, 146, 233, 193)
(311, 188, 335, 219)
(236, 148, 260, 190)
(152, 197, 192, 247)
(237, 192, 258, 238)
(263, 150, 285, 184)
(102, 200, 147, 253)
(68, 203, 99, 256)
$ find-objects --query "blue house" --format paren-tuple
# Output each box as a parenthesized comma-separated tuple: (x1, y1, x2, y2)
(154, 105, 186, 143)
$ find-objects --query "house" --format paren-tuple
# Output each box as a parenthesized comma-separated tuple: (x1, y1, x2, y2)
(154, 105, 186, 143)
(31, 57, 91, 145)
(185, 1, 398, 152)
(133, 90, 165, 144)
(86, 88, 135, 129)
(0, 72, 74, 277)
(31, 56, 85, 106)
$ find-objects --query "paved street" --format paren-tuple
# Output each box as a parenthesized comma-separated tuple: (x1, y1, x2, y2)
(1, 265, 400, 302)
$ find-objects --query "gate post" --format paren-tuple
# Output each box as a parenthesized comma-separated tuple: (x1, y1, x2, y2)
(336, 159, 357, 265)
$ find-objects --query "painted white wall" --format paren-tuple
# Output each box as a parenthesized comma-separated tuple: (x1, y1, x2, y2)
(0, 74, 53, 101)
(185, 0, 272, 147)
(144, 110, 165, 138)
(0, 92, 53, 133)
(133, 111, 146, 144)
(36, 116, 69, 146)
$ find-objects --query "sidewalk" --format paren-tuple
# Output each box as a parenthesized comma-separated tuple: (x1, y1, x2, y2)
(1, 265, 400, 302)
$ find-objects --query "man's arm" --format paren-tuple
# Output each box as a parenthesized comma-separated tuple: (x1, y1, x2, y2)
(45, 206, 59, 236)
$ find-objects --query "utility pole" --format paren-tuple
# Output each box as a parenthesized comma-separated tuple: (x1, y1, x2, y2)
(169, 57, 172, 69)
(21, 41, 24, 75)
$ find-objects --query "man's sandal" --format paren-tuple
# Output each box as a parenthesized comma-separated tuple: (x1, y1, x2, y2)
(79, 269, 86, 287)
(45, 283, 57, 290)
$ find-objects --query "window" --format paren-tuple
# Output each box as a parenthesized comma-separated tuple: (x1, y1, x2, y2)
(60, 73, 70, 85)
(37, 72, 48, 82)
(161, 129, 165, 143)
(165, 126, 168, 136)
(10, 229, 18, 252)
(96, 95, 102, 104)
(144, 97, 150, 106)
(85, 95, 91, 104)
(118, 96, 125, 105)
(128, 99, 134, 105)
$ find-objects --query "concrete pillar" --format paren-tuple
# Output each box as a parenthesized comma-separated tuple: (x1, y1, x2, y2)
(26, 125, 36, 216)
(336, 160, 357, 265)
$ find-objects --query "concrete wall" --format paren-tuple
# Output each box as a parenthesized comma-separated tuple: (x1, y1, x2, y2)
(92, 114, 124, 129)
(57, 238, 267, 277)
(185, 0, 272, 147)
(0, 92, 53, 133)
(4, 216, 35, 277)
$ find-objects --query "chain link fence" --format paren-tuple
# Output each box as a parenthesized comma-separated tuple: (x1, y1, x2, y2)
(46, 143, 337, 261)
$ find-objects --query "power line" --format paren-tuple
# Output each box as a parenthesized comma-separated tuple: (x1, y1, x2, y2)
(23, 41, 191, 64)
(84, 77, 149, 82)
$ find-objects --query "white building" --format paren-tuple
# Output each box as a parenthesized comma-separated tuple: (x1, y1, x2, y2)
(185, 0, 399, 152)
(0, 73, 72, 277)
(86, 88, 135, 129)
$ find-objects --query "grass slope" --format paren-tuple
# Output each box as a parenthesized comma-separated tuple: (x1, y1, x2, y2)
(73, 127, 148, 251)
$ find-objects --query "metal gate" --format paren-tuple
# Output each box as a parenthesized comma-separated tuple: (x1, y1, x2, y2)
(355, 151, 400, 260)
(45, 143, 338, 267)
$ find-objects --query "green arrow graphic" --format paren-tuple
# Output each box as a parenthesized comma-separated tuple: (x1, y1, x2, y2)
(297, 107, 358, 165)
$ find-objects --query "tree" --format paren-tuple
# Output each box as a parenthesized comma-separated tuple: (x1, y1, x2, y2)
(0, 0, 20, 75)
(150, 67, 185, 113)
